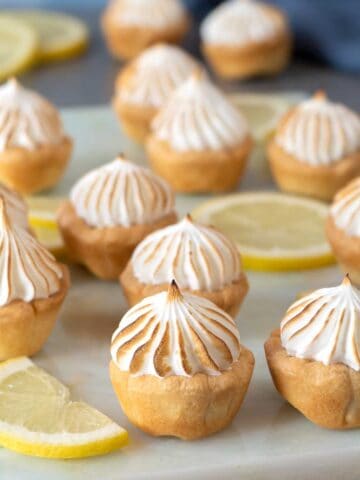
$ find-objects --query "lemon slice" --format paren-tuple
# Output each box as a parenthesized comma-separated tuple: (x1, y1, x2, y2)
(230, 93, 291, 142)
(26, 196, 65, 257)
(192, 192, 335, 272)
(0, 15, 39, 81)
(0, 357, 128, 459)
(12, 11, 89, 62)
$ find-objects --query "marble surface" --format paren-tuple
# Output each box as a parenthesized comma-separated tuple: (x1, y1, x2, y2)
(1, 105, 359, 480)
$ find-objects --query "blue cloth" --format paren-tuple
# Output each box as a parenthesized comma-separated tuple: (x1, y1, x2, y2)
(184, 0, 360, 72)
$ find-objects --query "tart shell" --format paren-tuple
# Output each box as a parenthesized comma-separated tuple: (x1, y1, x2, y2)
(0, 137, 72, 195)
(264, 329, 360, 429)
(267, 140, 360, 202)
(110, 345, 254, 440)
(202, 31, 291, 80)
(326, 215, 360, 285)
(146, 135, 253, 193)
(101, 13, 190, 61)
(120, 263, 249, 317)
(0, 264, 70, 361)
(57, 201, 177, 280)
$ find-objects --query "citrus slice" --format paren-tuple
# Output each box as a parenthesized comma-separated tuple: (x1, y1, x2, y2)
(230, 93, 291, 142)
(0, 357, 128, 459)
(12, 11, 89, 62)
(26, 196, 65, 257)
(192, 192, 335, 272)
(0, 15, 39, 81)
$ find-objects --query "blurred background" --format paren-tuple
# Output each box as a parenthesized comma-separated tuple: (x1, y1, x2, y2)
(0, 0, 359, 108)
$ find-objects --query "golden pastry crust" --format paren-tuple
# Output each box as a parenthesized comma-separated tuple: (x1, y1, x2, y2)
(57, 201, 177, 280)
(326, 216, 360, 284)
(120, 263, 249, 317)
(0, 265, 70, 361)
(0, 137, 72, 195)
(202, 31, 291, 80)
(267, 139, 360, 202)
(101, 13, 190, 61)
(110, 345, 254, 439)
(146, 135, 253, 193)
(265, 329, 360, 429)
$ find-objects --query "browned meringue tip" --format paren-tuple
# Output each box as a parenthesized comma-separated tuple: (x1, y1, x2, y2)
(313, 90, 327, 101)
(191, 66, 205, 82)
(185, 213, 193, 222)
(0, 196, 9, 227)
(116, 153, 125, 161)
(342, 274, 352, 286)
(167, 280, 183, 302)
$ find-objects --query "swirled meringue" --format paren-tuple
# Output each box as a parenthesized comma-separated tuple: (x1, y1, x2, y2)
(111, 281, 241, 377)
(0, 78, 65, 151)
(70, 155, 175, 228)
(330, 178, 360, 237)
(275, 91, 360, 166)
(152, 72, 249, 151)
(131, 215, 241, 291)
(281, 276, 360, 370)
(110, 0, 188, 29)
(116, 44, 198, 109)
(0, 197, 63, 307)
(201, 0, 288, 47)
(0, 183, 28, 229)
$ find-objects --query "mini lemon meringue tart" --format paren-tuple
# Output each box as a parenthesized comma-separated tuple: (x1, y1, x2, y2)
(0, 197, 69, 360)
(265, 276, 360, 429)
(268, 91, 360, 202)
(200, 0, 291, 80)
(146, 71, 252, 193)
(0, 78, 72, 195)
(121, 215, 248, 316)
(110, 281, 254, 439)
(101, 0, 190, 61)
(326, 178, 360, 284)
(57, 155, 177, 280)
(113, 44, 199, 143)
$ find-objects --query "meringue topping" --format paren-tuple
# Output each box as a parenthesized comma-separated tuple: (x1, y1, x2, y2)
(151, 72, 249, 151)
(0, 183, 28, 229)
(281, 276, 360, 370)
(116, 44, 199, 109)
(70, 155, 175, 228)
(109, 0, 187, 29)
(0, 198, 63, 306)
(0, 78, 65, 151)
(330, 178, 360, 237)
(131, 215, 241, 291)
(201, 0, 288, 47)
(111, 281, 241, 377)
(275, 91, 360, 165)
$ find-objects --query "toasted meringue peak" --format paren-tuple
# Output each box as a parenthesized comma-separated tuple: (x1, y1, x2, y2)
(151, 73, 249, 151)
(70, 155, 175, 228)
(0, 183, 28, 229)
(275, 92, 360, 165)
(116, 44, 199, 109)
(131, 216, 242, 291)
(201, 0, 288, 47)
(111, 285, 241, 377)
(108, 0, 188, 29)
(281, 277, 360, 370)
(0, 78, 65, 151)
(330, 177, 360, 236)
(0, 198, 63, 307)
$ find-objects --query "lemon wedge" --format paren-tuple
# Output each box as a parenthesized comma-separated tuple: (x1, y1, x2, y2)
(11, 11, 89, 62)
(0, 15, 39, 81)
(192, 192, 335, 272)
(230, 93, 291, 143)
(0, 357, 128, 459)
(26, 196, 65, 257)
